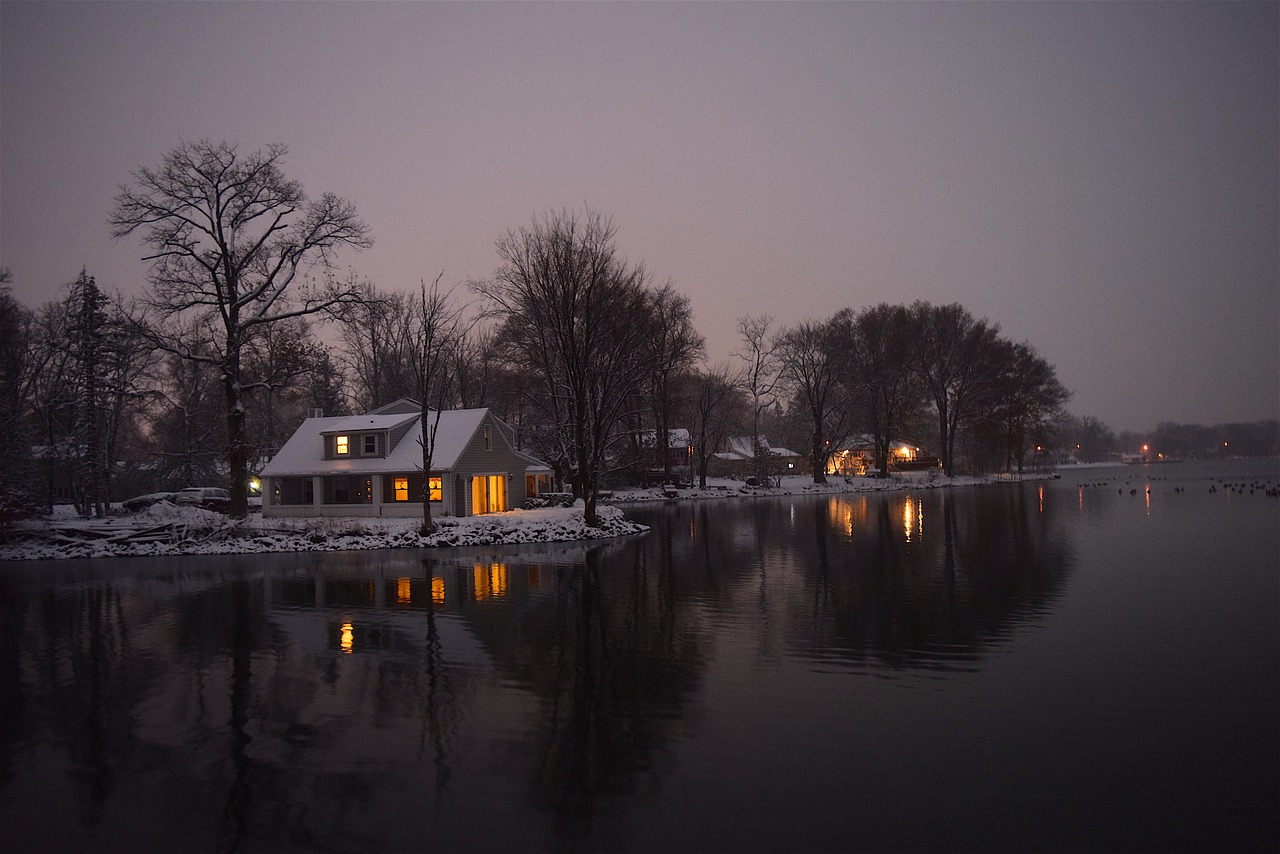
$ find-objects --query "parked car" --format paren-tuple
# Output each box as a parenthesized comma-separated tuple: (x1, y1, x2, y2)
(121, 492, 176, 513)
(174, 487, 231, 512)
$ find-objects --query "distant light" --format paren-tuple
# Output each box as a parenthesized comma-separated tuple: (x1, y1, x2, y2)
(340, 621, 354, 654)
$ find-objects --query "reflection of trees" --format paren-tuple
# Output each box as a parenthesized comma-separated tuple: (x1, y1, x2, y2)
(629, 486, 1073, 673)
(457, 540, 711, 850)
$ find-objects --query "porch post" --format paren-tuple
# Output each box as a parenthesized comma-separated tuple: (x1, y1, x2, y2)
(370, 474, 383, 516)
(312, 476, 323, 510)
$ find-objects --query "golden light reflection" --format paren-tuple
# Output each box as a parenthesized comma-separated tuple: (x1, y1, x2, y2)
(396, 577, 412, 604)
(1038, 486, 1044, 514)
(340, 621, 354, 654)
(901, 497, 923, 542)
(473, 561, 509, 600)
(829, 497, 868, 537)
(1078, 485, 1084, 510)
(431, 576, 446, 605)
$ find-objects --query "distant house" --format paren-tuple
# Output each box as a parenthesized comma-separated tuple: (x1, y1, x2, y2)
(826, 436, 937, 475)
(712, 435, 803, 477)
(259, 399, 553, 518)
(633, 427, 694, 484)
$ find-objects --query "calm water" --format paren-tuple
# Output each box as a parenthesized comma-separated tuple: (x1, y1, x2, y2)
(2, 460, 1277, 853)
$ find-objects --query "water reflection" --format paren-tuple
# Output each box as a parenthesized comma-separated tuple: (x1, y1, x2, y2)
(16, 469, 1277, 851)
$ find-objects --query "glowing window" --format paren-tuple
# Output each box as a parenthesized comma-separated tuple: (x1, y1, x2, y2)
(394, 478, 409, 501)
(429, 476, 442, 502)
(335, 435, 349, 455)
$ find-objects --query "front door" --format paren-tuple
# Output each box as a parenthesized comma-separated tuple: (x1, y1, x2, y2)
(470, 474, 506, 515)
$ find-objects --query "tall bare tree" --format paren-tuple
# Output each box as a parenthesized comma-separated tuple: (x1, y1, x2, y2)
(735, 315, 781, 485)
(474, 207, 658, 527)
(909, 302, 1004, 475)
(848, 304, 924, 475)
(988, 340, 1071, 472)
(337, 281, 416, 411)
(110, 140, 372, 516)
(776, 313, 855, 484)
(399, 275, 464, 535)
(644, 283, 704, 480)
(689, 364, 742, 488)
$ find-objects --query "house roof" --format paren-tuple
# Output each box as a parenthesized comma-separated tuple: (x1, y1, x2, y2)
(717, 436, 801, 461)
(261, 407, 543, 477)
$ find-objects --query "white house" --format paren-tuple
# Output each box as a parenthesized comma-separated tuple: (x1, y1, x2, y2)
(259, 399, 553, 518)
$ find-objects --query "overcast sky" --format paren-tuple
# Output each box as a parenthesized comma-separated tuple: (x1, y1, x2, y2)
(2, 1, 1276, 433)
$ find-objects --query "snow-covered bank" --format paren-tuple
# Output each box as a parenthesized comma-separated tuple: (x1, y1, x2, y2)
(0, 470, 1063, 562)
(0, 502, 647, 562)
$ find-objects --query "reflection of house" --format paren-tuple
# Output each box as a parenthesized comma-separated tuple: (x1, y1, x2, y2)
(260, 399, 553, 518)
(712, 436, 802, 476)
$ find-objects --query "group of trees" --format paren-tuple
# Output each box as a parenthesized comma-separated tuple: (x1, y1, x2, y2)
(8, 136, 1210, 532)
(744, 302, 1071, 484)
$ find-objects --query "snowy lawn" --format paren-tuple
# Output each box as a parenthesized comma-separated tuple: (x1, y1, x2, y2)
(0, 470, 1067, 562)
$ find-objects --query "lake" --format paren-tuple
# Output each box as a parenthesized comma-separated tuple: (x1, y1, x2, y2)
(2, 460, 1277, 852)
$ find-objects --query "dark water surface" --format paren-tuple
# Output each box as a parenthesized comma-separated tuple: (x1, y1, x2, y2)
(2, 460, 1277, 853)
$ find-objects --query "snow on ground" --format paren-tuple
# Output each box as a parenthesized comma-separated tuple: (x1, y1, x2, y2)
(0, 470, 1066, 562)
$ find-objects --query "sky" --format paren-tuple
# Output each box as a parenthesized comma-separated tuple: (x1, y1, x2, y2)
(1, 1, 1276, 434)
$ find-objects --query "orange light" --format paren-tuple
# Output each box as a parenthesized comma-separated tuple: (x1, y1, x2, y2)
(340, 621, 354, 654)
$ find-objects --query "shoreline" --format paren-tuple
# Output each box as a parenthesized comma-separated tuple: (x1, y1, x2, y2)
(0, 470, 1075, 563)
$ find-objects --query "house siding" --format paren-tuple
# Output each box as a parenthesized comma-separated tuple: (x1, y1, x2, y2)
(452, 415, 531, 511)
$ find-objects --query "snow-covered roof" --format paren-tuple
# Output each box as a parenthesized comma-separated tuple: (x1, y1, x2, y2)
(718, 436, 801, 461)
(261, 408, 535, 476)
(315, 413, 419, 434)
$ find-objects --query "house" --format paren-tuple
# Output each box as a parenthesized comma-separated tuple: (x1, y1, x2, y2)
(711, 435, 803, 477)
(633, 427, 694, 484)
(825, 436, 938, 476)
(259, 399, 553, 519)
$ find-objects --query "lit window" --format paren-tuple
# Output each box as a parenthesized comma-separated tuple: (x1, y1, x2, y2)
(429, 476, 442, 502)
(364, 435, 376, 454)
(394, 478, 409, 501)
(335, 435, 349, 455)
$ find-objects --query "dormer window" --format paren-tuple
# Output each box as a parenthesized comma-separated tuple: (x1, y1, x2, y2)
(364, 434, 377, 454)
(336, 435, 349, 455)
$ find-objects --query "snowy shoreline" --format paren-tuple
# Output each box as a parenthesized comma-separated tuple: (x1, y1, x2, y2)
(0, 470, 1077, 562)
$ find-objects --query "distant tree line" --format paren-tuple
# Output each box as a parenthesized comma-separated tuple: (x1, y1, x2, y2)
(2, 139, 1273, 532)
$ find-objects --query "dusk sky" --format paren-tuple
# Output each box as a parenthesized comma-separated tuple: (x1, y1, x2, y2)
(2, 1, 1276, 433)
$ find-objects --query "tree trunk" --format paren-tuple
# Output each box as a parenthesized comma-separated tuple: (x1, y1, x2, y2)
(224, 344, 250, 519)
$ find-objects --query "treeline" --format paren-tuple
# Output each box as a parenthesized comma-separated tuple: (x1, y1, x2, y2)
(3, 137, 1230, 527)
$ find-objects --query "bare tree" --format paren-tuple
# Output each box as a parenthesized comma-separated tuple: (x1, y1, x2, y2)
(474, 207, 658, 527)
(848, 304, 925, 475)
(399, 275, 464, 535)
(644, 283, 705, 480)
(110, 140, 372, 516)
(988, 340, 1071, 472)
(337, 281, 416, 411)
(776, 314, 854, 484)
(735, 315, 781, 485)
(689, 364, 742, 488)
(909, 302, 1004, 475)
